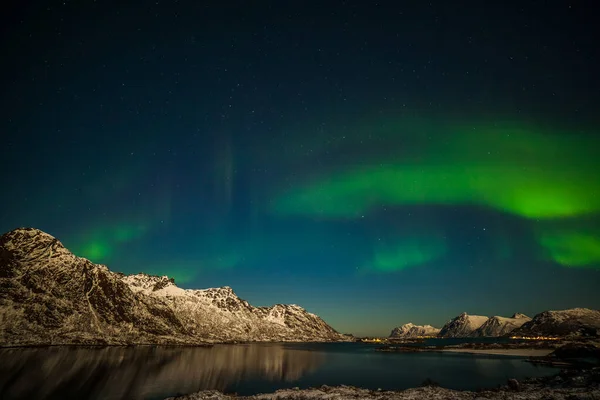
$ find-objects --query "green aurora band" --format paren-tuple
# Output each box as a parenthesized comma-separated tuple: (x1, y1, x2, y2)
(274, 127, 598, 219)
(67, 119, 599, 273)
(273, 121, 600, 269)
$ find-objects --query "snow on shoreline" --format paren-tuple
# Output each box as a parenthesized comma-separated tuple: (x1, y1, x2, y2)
(165, 381, 600, 400)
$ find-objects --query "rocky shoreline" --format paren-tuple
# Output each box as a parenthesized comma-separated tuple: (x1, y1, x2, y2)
(165, 367, 600, 399)
(375, 339, 589, 354)
(375, 340, 560, 357)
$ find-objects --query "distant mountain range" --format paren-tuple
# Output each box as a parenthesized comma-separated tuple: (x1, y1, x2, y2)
(389, 323, 440, 338)
(513, 308, 600, 337)
(390, 309, 600, 339)
(0, 228, 349, 346)
(2, 228, 598, 346)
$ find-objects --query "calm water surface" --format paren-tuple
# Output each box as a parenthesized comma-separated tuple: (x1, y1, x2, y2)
(0, 342, 558, 400)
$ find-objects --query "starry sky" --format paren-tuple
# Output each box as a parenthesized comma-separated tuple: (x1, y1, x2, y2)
(1, 1, 599, 336)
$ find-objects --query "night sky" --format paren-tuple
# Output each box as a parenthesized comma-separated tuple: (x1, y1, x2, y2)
(1, 1, 598, 336)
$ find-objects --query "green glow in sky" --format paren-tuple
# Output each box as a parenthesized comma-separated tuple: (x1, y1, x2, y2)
(368, 236, 446, 271)
(65, 184, 172, 265)
(271, 119, 599, 270)
(538, 231, 600, 267)
(275, 163, 597, 219)
(273, 125, 599, 219)
(71, 223, 148, 262)
(78, 241, 113, 261)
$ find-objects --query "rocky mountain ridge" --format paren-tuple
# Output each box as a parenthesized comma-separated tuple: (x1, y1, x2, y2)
(512, 308, 600, 337)
(473, 313, 531, 337)
(438, 313, 489, 338)
(121, 273, 344, 342)
(0, 228, 348, 346)
(389, 323, 440, 338)
(393, 309, 599, 339)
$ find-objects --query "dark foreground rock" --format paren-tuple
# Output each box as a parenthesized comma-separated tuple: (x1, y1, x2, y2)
(553, 343, 600, 361)
(527, 342, 600, 368)
(165, 368, 600, 399)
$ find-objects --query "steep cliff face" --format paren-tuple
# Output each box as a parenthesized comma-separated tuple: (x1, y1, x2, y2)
(438, 313, 489, 338)
(0, 228, 348, 346)
(389, 323, 440, 338)
(512, 308, 600, 337)
(473, 313, 531, 337)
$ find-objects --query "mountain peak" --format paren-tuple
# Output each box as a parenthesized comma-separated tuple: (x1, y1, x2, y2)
(439, 313, 489, 338)
(473, 314, 532, 337)
(4, 227, 52, 236)
(389, 323, 440, 338)
(200, 285, 237, 297)
(0, 227, 79, 281)
(513, 308, 600, 337)
(1, 227, 66, 253)
(218, 286, 234, 293)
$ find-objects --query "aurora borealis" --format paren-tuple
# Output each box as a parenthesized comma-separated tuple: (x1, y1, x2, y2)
(273, 122, 600, 271)
(1, 1, 598, 335)
(274, 125, 600, 220)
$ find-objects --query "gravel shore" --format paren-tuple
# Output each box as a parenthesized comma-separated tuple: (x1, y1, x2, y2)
(165, 367, 600, 400)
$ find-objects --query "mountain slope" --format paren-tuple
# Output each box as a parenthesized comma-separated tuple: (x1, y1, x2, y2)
(122, 274, 345, 342)
(473, 313, 531, 337)
(511, 308, 600, 337)
(0, 228, 347, 346)
(438, 313, 489, 338)
(389, 323, 440, 338)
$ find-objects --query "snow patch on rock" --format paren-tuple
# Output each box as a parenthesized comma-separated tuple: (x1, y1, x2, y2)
(473, 314, 531, 337)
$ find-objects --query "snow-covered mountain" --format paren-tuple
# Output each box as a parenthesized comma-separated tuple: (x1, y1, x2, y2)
(389, 323, 440, 338)
(121, 273, 346, 342)
(511, 308, 600, 338)
(472, 313, 531, 337)
(0, 228, 349, 346)
(438, 313, 489, 338)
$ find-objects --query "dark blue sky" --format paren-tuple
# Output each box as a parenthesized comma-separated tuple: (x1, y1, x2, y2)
(1, 1, 598, 336)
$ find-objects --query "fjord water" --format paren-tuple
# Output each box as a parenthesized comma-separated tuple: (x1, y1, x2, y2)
(0, 343, 557, 400)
